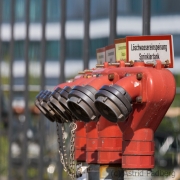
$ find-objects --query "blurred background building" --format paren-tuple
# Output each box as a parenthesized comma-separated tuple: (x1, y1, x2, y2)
(0, 0, 180, 180)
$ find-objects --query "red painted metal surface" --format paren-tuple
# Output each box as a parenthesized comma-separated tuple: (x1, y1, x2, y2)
(55, 60, 175, 169)
(86, 60, 175, 168)
(98, 117, 122, 164)
(86, 121, 98, 163)
(120, 61, 175, 168)
(74, 121, 86, 161)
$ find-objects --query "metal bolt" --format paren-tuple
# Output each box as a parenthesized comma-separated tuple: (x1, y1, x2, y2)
(108, 73, 114, 81)
(136, 73, 143, 80)
(136, 96, 142, 103)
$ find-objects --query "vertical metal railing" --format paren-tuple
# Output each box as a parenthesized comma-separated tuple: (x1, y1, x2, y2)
(83, 0, 90, 70)
(3, 0, 178, 179)
(8, 0, 15, 179)
(109, 0, 117, 44)
(38, 0, 47, 179)
(60, 0, 66, 83)
(142, 0, 151, 35)
(58, 1, 66, 178)
(23, 0, 30, 179)
(0, 0, 3, 124)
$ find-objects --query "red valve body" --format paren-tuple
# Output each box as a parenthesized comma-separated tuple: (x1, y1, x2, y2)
(85, 61, 175, 168)
(57, 61, 175, 169)
(75, 121, 86, 161)
(86, 121, 99, 163)
(97, 117, 122, 164)
(120, 62, 175, 169)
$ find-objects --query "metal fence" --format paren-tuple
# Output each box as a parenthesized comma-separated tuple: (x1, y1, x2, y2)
(0, 0, 179, 180)
(0, 0, 103, 179)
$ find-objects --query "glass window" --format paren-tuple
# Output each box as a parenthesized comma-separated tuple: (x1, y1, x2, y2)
(29, 41, 41, 61)
(67, 0, 83, 20)
(151, 0, 180, 15)
(2, 0, 11, 23)
(47, 0, 60, 22)
(89, 38, 108, 59)
(117, 0, 131, 14)
(1, 42, 10, 61)
(14, 41, 24, 60)
(30, 0, 42, 23)
(130, 0, 142, 15)
(91, 0, 109, 20)
(15, 0, 25, 22)
(46, 41, 60, 60)
(66, 40, 82, 59)
(173, 35, 180, 56)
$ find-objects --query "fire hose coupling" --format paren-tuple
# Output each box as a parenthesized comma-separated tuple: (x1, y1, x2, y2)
(59, 86, 75, 120)
(35, 90, 47, 115)
(94, 74, 142, 123)
(49, 87, 72, 122)
(41, 90, 66, 123)
(67, 85, 100, 122)
(95, 85, 132, 123)
(35, 90, 55, 122)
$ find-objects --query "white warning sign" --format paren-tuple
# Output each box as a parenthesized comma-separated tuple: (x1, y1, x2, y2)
(96, 47, 105, 65)
(126, 35, 174, 68)
(106, 46, 116, 63)
(129, 40, 170, 63)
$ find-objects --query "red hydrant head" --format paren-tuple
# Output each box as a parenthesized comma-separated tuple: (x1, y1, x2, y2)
(67, 74, 114, 122)
(94, 61, 176, 126)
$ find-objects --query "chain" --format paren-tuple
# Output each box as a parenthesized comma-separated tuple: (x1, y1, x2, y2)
(69, 122, 77, 175)
(56, 120, 67, 172)
(56, 119, 77, 179)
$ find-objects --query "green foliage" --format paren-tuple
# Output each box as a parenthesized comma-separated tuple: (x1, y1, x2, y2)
(0, 127, 8, 176)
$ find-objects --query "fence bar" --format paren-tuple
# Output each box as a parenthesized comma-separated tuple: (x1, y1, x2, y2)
(83, 0, 90, 70)
(58, 0, 67, 179)
(109, 0, 117, 44)
(60, 0, 66, 83)
(142, 0, 151, 35)
(8, 0, 15, 179)
(0, 0, 3, 124)
(23, 0, 30, 179)
(39, 0, 47, 179)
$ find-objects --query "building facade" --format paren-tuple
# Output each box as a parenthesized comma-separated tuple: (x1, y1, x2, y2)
(0, 0, 180, 84)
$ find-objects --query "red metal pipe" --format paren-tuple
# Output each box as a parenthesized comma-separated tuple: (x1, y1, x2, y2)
(98, 116, 123, 164)
(74, 121, 86, 162)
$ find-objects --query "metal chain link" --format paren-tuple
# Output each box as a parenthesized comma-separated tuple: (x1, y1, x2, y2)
(56, 118, 77, 180)
(69, 122, 77, 176)
(56, 120, 67, 172)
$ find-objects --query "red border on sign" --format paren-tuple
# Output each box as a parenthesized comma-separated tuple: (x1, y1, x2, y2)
(114, 38, 126, 44)
(96, 47, 106, 53)
(126, 35, 174, 68)
(105, 44, 115, 51)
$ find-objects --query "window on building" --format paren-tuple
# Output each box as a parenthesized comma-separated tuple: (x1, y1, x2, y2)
(67, 0, 83, 20)
(173, 35, 180, 56)
(66, 40, 82, 59)
(117, 0, 130, 14)
(47, 0, 60, 22)
(14, 41, 24, 60)
(2, 0, 11, 23)
(1, 42, 10, 61)
(30, 0, 42, 23)
(15, 0, 25, 22)
(89, 38, 108, 59)
(29, 41, 41, 61)
(91, 0, 109, 20)
(46, 41, 60, 60)
(151, 0, 180, 15)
